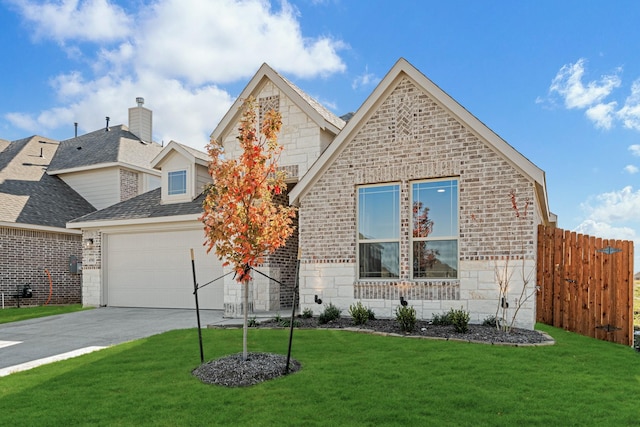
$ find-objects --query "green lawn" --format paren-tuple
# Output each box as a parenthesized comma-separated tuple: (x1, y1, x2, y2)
(0, 324, 638, 426)
(0, 304, 88, 324)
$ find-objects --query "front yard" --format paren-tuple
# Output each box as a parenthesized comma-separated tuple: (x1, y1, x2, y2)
(0, 324, 638, 426)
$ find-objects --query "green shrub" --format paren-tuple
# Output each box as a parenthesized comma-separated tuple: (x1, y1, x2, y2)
(431, 311, 453, 326)
(273, 312, 282, 323)
(482, 315, 497, 328)
(349, 301, 374, 325)
(301, 307, 314, 319)
(395, 305, 417, 333)
(318, 303, 341, 324)
(450, 307, 470, 333)
(248, 317, 259, 327)
(279, 318, 301, 328)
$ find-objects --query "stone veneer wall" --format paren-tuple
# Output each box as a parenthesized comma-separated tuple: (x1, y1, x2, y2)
(298, 77, 539, 329)
(80, 230, 102, 306)
(222, 81, 326, 181)
(0, 227, 82, 307)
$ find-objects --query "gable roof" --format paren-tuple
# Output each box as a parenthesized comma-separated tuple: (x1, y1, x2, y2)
(289, 58, 555, 225)
(67, 187, 204, 228)
(151, 140, 209, 170)
(47, 125, 163, 175)
(0, 138, 9, 153)
(210, 63, 346, 143)
(0, 136, 96, 229)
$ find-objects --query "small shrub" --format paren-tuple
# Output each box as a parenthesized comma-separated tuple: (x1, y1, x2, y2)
(273, 313, 282, 323)
(482, 315, 497, 328)
(279, 319, 301, 328)
(301, 307, 314, 319)
(349, 301, 373, 325)
(431, 311, 453, 326)
(318, 303, 341, 324)
(248, 317, 259, 327)
(450, 307, 470, 333)
(366, 307, 376, 321)
(395, 305, 417, 333)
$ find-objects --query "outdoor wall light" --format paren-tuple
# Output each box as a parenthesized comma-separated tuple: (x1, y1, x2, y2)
(501, 297, 509, 309)
(84, 238, 94, 249)
(314, 294, 323, 304)
(400, 296, 408, 306)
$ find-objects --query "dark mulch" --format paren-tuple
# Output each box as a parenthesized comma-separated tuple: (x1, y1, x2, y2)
(193, 317, 553, 387)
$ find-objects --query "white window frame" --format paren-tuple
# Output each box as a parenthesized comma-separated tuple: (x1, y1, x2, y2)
(410, 178, 459, 280)
(167, 170, 187, 196)
(356, 183, 400, 280)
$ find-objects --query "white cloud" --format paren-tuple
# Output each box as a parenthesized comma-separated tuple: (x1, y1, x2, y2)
(135, 0, 345, 85)
(617, 79, 640, 131)
(549, 58, 621, 109)
(574, 219, 636, 241)
(4, 0, 347, 151)
(352, 66, 381, 90)
(629, 144, 640, 156)
(9, 0, 132, 43)
(580, 186, 640, 223)
(624, 165, 639, 174)
(585, 102, 617, 129)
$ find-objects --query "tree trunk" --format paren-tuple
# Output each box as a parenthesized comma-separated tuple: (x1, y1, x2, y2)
(243, 280, 248, 361)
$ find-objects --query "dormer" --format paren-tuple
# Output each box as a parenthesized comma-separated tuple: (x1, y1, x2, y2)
(151, 141, 211, 205)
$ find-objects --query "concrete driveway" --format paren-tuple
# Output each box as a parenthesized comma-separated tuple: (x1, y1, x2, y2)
(0, 307, 230, 376)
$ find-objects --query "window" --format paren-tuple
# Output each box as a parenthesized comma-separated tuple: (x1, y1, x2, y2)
(357, 184, 400, 278)
(411, 179, 458, 279)
(168, 170, 187, 195)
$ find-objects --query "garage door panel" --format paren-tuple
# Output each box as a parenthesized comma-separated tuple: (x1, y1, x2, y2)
(106, 230, 223, 309)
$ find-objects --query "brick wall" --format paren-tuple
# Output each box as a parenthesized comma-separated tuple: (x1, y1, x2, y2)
(0, 226, 82, 307)
(119, 169, 139, 202)
(298, 77, 538, 327)
(263, 184, 299, 308)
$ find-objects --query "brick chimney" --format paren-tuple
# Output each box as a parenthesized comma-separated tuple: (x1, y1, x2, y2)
(128, 97, 152, 142)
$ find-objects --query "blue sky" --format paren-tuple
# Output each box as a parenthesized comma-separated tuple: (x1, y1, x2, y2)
(1, 0, 640, 266)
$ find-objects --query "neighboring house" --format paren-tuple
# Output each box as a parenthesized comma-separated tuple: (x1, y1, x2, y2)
(67, 141, 224, 310)
(0, 99, 163, 307)
(64, 58, 554, 330)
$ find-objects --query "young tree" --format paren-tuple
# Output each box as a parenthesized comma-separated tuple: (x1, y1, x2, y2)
(201, 96, 296, 360)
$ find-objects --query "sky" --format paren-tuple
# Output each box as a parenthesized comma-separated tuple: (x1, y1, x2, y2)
(1, 0, 640, 268)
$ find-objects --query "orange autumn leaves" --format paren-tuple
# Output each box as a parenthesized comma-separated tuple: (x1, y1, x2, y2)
(201, 97, 296, 283)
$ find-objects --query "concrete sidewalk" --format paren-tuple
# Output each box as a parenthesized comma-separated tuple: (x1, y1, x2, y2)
(0, 307, 260, 375)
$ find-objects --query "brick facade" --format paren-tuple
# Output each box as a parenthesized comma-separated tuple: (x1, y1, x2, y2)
(119, 169, 139, 202)
(298, 77, 539, 328)
(0, 226, 82, 307)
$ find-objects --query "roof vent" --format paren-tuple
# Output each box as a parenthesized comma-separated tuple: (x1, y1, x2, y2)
(105, 116, 110, 132)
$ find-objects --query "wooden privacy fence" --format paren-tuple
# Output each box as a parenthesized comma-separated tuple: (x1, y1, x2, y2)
(536, 224, 634, 346)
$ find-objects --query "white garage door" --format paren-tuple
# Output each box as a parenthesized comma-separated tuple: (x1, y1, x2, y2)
(106, 229, 224, 309)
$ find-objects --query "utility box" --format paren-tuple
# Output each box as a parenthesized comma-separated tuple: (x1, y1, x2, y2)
(69, 255, 82, 274)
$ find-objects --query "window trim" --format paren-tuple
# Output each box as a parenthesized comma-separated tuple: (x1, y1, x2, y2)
(356, 182, 401, 280)
(410, 178, 459, 280)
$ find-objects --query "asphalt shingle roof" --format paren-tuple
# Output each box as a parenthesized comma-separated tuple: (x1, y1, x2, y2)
(69, 188, 204, 224)
(48, 125, 163, 173)
(0, 136, 96, 228)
